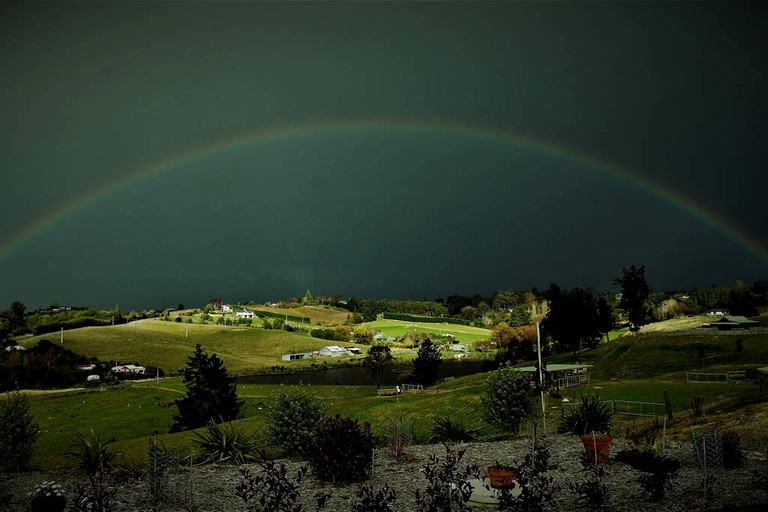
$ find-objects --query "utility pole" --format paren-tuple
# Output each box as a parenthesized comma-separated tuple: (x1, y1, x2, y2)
(537, 321, 546, 432)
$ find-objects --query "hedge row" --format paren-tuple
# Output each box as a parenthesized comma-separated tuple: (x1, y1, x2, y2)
(382, 312, 471, 326)
(253, 310, 311, 323)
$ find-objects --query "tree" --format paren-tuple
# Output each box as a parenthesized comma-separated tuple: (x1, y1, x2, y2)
(614, 265, 651, 331)
(265, 385, 325, 456)
(480, 364, 535, 435)
(412, 338, 442, 386)
(171, 344, 242, 432)
(541, 284, 603, 356)
(8, 301, 27, 335)
(0, 390, 41, 471)
(362, 345, 393, 387)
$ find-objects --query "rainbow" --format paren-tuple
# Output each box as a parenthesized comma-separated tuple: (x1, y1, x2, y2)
(1, 118, 767, 265)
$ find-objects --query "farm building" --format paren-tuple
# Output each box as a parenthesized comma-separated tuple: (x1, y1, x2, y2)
(703, 316, 760, 331)
(236, 310, 255, 318)
(111, 364, 146, 374)
(319, 345, 348, 357)
(282, 352, 312, 361)
(516, 363, 592, 389)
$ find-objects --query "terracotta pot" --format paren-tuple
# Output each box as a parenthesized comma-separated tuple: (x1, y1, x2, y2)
(487, 467, 515, 489)
(580, 433, 612, 464)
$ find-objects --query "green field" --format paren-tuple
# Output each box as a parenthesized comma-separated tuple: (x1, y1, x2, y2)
(18, 319, 366, 375)
(12, 316, 768, 470)
(362, 318, 491, 344)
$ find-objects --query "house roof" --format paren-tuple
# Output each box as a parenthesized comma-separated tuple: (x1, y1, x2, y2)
(515, 364, 592, 372)
(712, 316, 759, 326)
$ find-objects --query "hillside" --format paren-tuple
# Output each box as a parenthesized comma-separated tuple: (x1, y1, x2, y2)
(17, 319, 364, 375)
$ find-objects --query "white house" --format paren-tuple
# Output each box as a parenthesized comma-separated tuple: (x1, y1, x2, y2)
(222, 305, 233, 313)
(236, 310, 255, 318)
(111, 364, 146, 374)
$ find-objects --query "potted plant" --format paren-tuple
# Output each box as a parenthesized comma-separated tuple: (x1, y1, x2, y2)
(561, 393, 614, 464)
(486, 461, 516, 489)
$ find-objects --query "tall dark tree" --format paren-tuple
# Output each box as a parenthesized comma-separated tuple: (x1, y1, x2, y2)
(362, 345, 393, 388)
(597, 297, 615, 341)
(614, 265, 651, 331)
(542, 284, 603, 357)
(171, 344, 242, 432)
(412, 338, 442, 386)
(8, 301, 27, 335)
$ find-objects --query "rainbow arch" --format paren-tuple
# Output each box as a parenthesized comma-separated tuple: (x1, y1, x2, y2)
(1, 118, 767, 265)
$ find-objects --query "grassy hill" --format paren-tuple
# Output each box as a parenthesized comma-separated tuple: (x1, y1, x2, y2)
(246, 305, 350, 325)
(362, 318, 491, 344)
(18, 319, 364, 375)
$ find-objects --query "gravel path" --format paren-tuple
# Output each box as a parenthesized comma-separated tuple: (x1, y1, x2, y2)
(2, 435, 767, 511)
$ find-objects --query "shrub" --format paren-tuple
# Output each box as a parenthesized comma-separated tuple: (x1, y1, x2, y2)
(414, 443, 479, 512)
(352, 483, 397, 512)
(28, 481, 66, 512)
(559, 393, 613, 435)
(0, 389, 41, 471)
(430, 416, 481, 443)
(70, 429, 117, 476)
(722, 430, 743, 469)
(235, 458, 317, 512)
(568, 457, 610, 511)
(497, 425, 559, 511)
(265, 384, 325, 457)
(146, 436, 179, 507)
(616, 447, 679, 502)
(192, 420, 260, 464)
(308, 415, 377, 483)
(480, 363, 535, 435)
(383, 413, 415, 461)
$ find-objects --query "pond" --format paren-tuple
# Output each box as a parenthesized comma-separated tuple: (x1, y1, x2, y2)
(237, 358, 499, 386)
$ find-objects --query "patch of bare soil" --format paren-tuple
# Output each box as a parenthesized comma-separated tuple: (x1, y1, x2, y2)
(2, 435, 767, 512)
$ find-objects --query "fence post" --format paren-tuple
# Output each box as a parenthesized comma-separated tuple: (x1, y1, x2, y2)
(663, 389, 673, 420)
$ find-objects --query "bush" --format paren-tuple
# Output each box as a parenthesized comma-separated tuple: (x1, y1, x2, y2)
(146, 436, 179, 507)
(0, 390, 41, 471)
(192, 420, 260, 464)
(480, 363, 535, 435)
(559, 393, 614, 435)
(352, 483, 397, 512)
(414, 444, 479, 512)
(235, 458, 329, 512)
(265, 385, 325, 457)
(308, 415, 377, 483)
(430, 416, 481, 443)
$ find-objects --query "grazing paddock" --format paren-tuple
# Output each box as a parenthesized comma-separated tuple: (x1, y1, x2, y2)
(363, 319, 491, 344)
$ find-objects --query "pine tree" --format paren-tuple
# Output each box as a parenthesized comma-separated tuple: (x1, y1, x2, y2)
(615, 265, 651, 331)
(412, 338, 442, 385)
(0, 390, 41, 471)
(171, 344, 242, 432)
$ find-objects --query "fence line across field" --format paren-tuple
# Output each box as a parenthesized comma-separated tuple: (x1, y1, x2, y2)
(685, 371, 746, 384)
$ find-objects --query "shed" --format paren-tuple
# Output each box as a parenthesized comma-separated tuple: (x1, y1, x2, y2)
(319, 345, 348, 357)
(705, 316, 760, 330)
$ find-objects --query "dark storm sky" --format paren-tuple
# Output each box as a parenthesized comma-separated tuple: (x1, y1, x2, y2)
(1, 1, 767, 311)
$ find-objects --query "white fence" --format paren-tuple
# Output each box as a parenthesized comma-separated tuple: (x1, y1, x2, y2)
(609, 400, 667, 417)
(685, 371, 746, 384)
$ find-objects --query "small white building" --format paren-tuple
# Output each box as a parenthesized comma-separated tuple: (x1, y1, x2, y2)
(319, 345, 348, 357)
(111, 364, 146, 374)
(236, 310, 255, 318)
(222, 305, 233, 313)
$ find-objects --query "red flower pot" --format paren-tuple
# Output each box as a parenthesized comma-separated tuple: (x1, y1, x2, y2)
(580, 433, 612, 464)
(487, 467, 515, 489)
